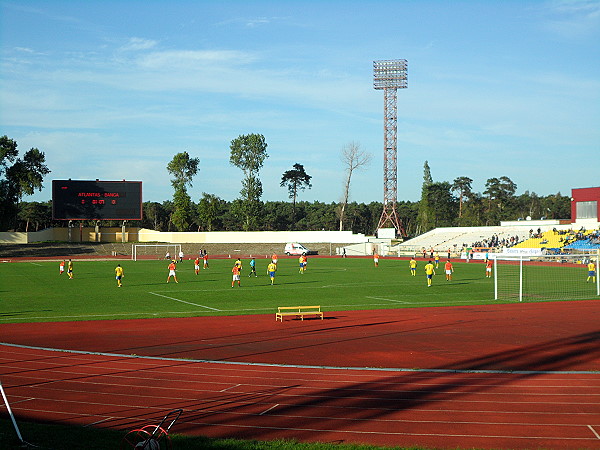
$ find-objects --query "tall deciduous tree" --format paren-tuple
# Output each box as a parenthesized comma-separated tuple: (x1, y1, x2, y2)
(280, 163, 312, 225)
(166, 151, 199, 231)
(0, 136, 50, 231)
(197, 192, 225, 232)
(229, 133, 268, 230)
(339, 142, 371, 231)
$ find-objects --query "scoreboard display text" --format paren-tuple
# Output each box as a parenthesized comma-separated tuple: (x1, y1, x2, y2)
(52, 180, 143, 220)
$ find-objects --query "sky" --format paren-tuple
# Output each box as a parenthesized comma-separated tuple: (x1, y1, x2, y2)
(1, 0, 599, 207)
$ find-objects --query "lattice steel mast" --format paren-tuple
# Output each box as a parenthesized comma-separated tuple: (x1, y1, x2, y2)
(373, 59, 407, 236)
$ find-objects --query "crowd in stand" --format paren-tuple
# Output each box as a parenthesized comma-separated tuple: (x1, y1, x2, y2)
(464, 234, 521, 249)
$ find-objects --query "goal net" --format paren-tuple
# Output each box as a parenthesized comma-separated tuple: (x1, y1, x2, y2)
(132, 244, 182, 261)
(494, 252, 599, 302)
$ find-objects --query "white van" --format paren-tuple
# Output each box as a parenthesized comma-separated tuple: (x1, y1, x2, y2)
(284, 243, 316, 256)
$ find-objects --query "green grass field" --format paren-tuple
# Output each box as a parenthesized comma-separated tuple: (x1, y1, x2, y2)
(0, 256, 506, 324)
(2, 256, 596, 324)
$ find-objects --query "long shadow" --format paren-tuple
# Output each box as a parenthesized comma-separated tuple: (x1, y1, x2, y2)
(168, 329, 600, 444)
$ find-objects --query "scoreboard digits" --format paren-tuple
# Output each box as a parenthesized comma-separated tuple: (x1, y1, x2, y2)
(52, 180, 142, 220)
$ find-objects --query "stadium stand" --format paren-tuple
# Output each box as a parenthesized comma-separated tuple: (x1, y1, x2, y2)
(396, 226, 531, 255)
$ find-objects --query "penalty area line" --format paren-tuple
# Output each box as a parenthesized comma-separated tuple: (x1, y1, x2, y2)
(366, 296, 410, 304)
(148, 292, 221, 311)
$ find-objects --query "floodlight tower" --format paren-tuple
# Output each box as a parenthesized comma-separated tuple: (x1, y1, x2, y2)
(373, 59, 407, 236)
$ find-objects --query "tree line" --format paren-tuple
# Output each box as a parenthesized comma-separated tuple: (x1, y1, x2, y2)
(2, 134, 571, 236)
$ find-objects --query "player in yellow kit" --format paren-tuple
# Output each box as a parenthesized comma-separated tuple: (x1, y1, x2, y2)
(267, 261, 277, 285)
(424, 260, 435, 287)
(409, 257, 417, 276)
(115, 264, 124, 287)
(587, 261, 596, 283)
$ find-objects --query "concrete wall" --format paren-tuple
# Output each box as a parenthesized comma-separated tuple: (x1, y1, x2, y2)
(137, 229, 367, 244)
(0, 228, 368, 245)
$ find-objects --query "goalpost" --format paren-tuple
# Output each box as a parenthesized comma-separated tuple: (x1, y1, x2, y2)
(494, 251, 600, 302)
(132, 244, 182, 261)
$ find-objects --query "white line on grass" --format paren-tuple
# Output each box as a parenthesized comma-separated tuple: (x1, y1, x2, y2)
(148, 292, 221, 311)
(366, 296, 410, 304)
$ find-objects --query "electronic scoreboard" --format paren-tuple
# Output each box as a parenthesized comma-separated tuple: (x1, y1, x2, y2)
(52, 180, 142, 220)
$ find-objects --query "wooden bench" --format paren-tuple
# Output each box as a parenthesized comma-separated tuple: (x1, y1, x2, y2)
(276, 305, 323, 321)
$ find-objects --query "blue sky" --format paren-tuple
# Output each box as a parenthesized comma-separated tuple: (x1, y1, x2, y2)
(1, 0, 599, 206)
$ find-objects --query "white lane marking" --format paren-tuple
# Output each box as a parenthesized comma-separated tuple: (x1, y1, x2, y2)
(259, 404, 279, 415)
(220, 384, 241, 392)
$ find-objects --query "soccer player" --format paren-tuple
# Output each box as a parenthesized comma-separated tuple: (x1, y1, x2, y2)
(234, 258, 243, 273)
(434, 254, 440, 269)
(299, 255, 304, 273)
(178, 250, 184, 263)
(444, 260, 453, 281)
(587, 261, 597, 283)
(167, 260, 178, 283)
(267, 261, 277, 285)
(425, 260, 435, 287)
(485, 259, 493, 278)
(115, 264, 124, 287)
(373, 252, 379, 267)
(203, 252, 209, 269)
(302, 254, 308, 272)
(231, 264, 241, 288)
(67, 259, 74, 279)
(409, 257, 417, 276)
(59, 260, 65, 275)
(248, 258, 257, 277)
(194, 257, 200, 275)
(271, 253, 278, 265)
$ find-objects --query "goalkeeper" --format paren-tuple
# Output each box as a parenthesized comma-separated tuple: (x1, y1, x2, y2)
(587, 261, 596, 283)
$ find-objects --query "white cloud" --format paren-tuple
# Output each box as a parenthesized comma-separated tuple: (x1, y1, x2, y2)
(541, 0, 600, 37)
(135, 49, 257, 69)
(119, 37, 158, 52)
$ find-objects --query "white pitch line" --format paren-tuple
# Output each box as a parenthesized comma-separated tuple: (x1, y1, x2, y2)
(148, 292, 221, 311)
(29, 262, 42, 266)
(366, 296, 409, 304)
(588, 425, 600, 440)
(259, 404, 279, 415)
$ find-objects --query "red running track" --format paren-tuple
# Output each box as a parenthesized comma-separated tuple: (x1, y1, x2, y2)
(1, 301, 600, 449)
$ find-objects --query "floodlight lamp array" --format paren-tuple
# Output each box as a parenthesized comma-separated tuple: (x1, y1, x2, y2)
(373, 59, 408, 90)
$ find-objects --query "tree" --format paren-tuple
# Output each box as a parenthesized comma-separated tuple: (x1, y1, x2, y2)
(484, 176, 517, 225)
(416, 160, 434, 233)
(197, 193, 225, 232)
(422, 182, 458, 228)
(0, 136, 50, 231)
(166, 151, 199, 231)
(229, 134, 268, 230)
(339, 142, 371, 231)
(280, 163, 312, 226)
(452, 176, 473, 219)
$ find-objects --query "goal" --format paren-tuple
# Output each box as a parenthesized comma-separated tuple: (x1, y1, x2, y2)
(494, 252, 599, 302)
(132, 244, 182, 261)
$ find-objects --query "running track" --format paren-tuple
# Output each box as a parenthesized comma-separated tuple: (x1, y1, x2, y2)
(1, 301, 599, 449)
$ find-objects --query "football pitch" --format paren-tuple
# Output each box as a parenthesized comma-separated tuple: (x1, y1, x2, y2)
(0, 256, 596, 323)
